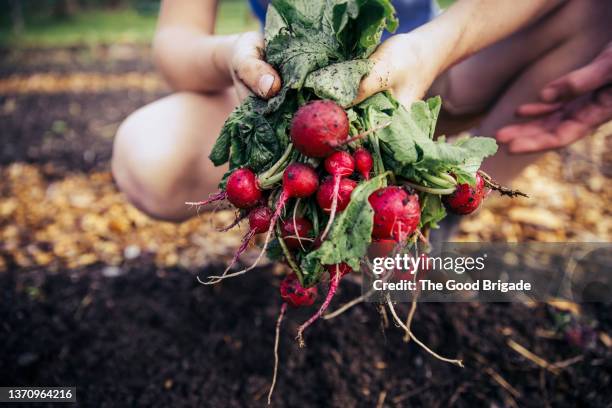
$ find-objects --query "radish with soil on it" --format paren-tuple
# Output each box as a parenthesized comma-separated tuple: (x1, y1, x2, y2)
(443, 173, 485, 215)
(290, 100, 349, 158)
(225, 167, 263, 209)
(316, 177, 357, 214)
(186, 167, 262, 210)
(207, 163, 319, 282)
(296, 263, 352, 347)
(319, 151, 355, 241)
(369, 186, 421, 242)
(353, 148, 373, 180)
(280, 217, 313, 250)
(280, 272, 318, 307)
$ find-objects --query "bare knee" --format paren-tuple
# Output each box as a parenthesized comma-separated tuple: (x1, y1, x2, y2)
(112, 92, 231, 221)
(112, 102, 205, 221)
(112, 107, 184, 220)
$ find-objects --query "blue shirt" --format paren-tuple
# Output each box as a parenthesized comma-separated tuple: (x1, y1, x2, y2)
(248, 0, 435, 37)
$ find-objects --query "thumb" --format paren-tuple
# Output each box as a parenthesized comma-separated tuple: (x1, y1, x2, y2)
(233, 34, 282, 99)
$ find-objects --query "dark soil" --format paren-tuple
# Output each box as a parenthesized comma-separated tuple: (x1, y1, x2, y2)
(0, 91, 166, 175)
(1, 263, 611, 407)
(0, 45, 157, 76)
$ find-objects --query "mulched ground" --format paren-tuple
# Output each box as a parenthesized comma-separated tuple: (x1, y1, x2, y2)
(1, 45, 611, 407)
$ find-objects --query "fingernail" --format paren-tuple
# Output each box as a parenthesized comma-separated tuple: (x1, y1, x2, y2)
(258, 74, 275, 98)
(541, 88, 558, 102)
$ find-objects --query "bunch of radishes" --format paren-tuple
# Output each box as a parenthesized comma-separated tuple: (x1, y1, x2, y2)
(190, 98, 495, 344)
(185, 1, 531, 401)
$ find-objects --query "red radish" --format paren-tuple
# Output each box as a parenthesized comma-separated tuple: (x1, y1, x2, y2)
(290, 100, 349, 158)
(208, 163, 319, 281)
(280, 217, 313, 250)
(443, 173, 485, 215)
(316, 177, 356, 213)
(248, 206, 273, 233)
(319, 151, 355, 241)
(296, 263, 352, 347)
(226, 168, 262, 209)
(324, 151, 355, 176)
(280, 163, 319, 199)
(368, 238, 397, 258)
(201, 206, 272, 284)
(368, 187, 420, 242)
(353, 148, 373, 180)
(280, 273, 318, 307)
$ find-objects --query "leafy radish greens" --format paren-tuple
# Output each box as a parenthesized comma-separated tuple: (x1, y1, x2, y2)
(208, 0, 498, 285)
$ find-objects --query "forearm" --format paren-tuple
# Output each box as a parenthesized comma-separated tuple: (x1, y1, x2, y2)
(153, 27, 238, 92)
(415, 0, 565, 77)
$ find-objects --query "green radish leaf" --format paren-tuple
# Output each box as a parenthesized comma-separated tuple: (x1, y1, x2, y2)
(271, 0, 327, 30)
(212, 97, 289, 182)
(304, 59, 373, 107)
(300, 173, 386, 286)
(264, 4, 288, 45)
(264, 0, 397, 111)
(209, 121, 231, 166)
(419, 193, 447, 229)
(330, 0, 398, 58)
(356, 93, 497, 187)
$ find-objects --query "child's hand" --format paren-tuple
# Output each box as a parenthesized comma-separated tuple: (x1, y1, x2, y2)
(497, 42, 612, 153)
(352, 33, 439, 108)
(229, 32, 282, 101)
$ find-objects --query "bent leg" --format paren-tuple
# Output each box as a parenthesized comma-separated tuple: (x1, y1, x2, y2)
(112, 90, 238, 221)
(431, 0, 612, 184)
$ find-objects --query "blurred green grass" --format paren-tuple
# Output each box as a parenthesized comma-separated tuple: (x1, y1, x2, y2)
(0, 0, 454, 48)
(0, 0, 259, 48)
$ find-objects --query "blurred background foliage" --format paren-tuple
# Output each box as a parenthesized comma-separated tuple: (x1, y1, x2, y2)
(0, 0, 454, 47)
(0, 0, 259, 46)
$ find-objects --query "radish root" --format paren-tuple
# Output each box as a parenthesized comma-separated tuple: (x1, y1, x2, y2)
(296, 265, 341, 347)
(202, 229, 256, 285)
(206, 192, 288, 282)
(323, 288, 374, 320)
(292, 199, 307, 252)
(268, 302, 287, 405)
(185, 190, 227, 208)
(386, 293, 463, 367)
(217, 211, 246, 232)
(478, 170, 528, 198)
(319, 176, 341, 242)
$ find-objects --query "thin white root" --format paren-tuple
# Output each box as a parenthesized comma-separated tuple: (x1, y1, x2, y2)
(404, 244, 421, 342)
(292, 199, 307, 252)
(319, 176, 340, 242)
(403, 296, 418, 343)
(323, 288, 375, 320)
(202, 229, 256, 285)
(386, 294, 464, 367)
(206, 193, 288, 283)
(268, 302, 287, 405)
